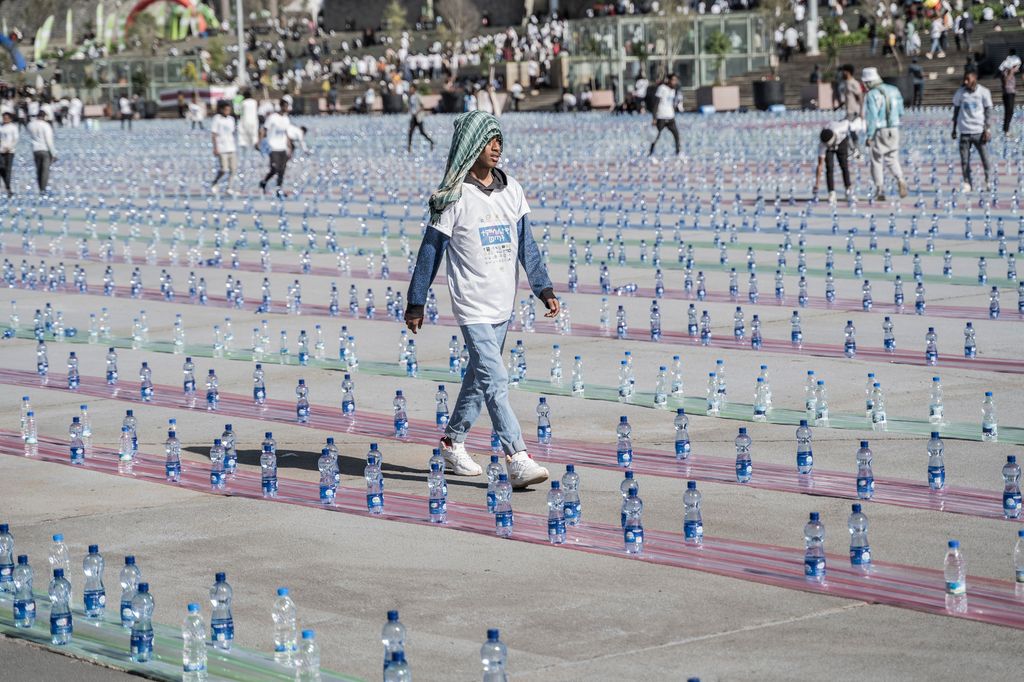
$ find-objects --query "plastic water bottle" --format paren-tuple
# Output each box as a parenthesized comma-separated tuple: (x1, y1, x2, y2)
(182, 603, 207, 681)
(843, 320, 857, 357)
(561, 465, 581, 527)
(209, 439, 226, 490)
(433, 385, 450, 430)
(870, 382, 886, 429)
(494, 474, 513, 537)
(803, 512, 826, 583)
(734, 427, 753, 483)
(706, 372, 720, 415)
(927, 432, 945, 491)
(106, 347, 119, 384)
(119, 556, 141, 627)
(295, 630, 321, 681)
(616, 416, 633, 467)
(924, 327, 938, 366)
(534, 397, 553, 443)
(882, 316, 895, 351)
(69, 417, 86, 465)
(339, 373, 356, 416)
(261, 433, 278, 497)
(209, 572, 234, 650)
(623, 488, 644, 554)
(481, 628, 508, 681)
(683, 481, 704, 547)
(318, 448, 336, 505)
(715, 359, 728, 405)
(485, 455, 502, 513)
(381, 610, 407, 674)
(617, 360, 631, 401)
(393, 390, 409, 438)
(855, 441, 875, 500)
(653, 366, 669, 408)
(48, 568, 73, 645)
(205, 369, 219, 410)
(219, 424, 236, 473)
(1002, 455, 1022, 519)
(547, 481, 567, 544)
(1014, 530, 1024, 592)
(12, 555, 35, 628)
(804, 370, 816, 413)
(82, 544, 106, 618)
(129, 583, 154, 662)
(964, 322, 977, 358)
(944, 540, 967, 613)
(139, 361, 154, 401)
(366, 444, 384, 514)
(36, 340, 48, 377)
(0, 524, 12, 593)
(448, 335, 460, 374)
(23, 410, 37, 456)
(619, 471, 639, 528)
(571, 355, 585, 395)
(66, 352, 80, 389)
(48, 534, 70, 574)
(428, 460, 448, 523)
(795, 420, 813, 475)
(753, 377, 769, 422)
(790, 311, 803, 347)
(549, 344, 562, 384)
(272, 587, 298, 666)
(814, 380, 829, 425)
(162, 430, 181, 482)
(733, 306, 745, 340)
(674, 408, 691, 460)
(848, 504, 871, 568)
(385, 652, 410, 681)
(982, 392, 998, 442)
(253, 363, 266, 405)
(929, 376, 944, 424)
(182, 357, 196, 396)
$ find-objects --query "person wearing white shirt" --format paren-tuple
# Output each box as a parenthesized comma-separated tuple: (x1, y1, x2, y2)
(649, 74, 681, 157)
(814, 117, 865, 204)
(258, 100, 293, 196)
(999, 49, 1020, 134)
(0, 111, 18, 195)
(952, 67, 994, 192)
(210, 101, 237, 195)
(119, 95, 134, 130)
(287, 123, 308, 153)
(69, 97, 83, 127)
(27, 112, 57, 193)
(188, 95, 206, 130)
(238, 91, 259, 148)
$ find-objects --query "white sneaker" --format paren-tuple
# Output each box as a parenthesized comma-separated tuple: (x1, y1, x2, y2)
(961, 182, 972, 194)
(440, 439, 483, 476)
(507, 452, 549, 489)
(827, 190, 837, 205)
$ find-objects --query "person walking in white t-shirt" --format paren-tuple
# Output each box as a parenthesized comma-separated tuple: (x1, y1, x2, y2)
(118, 95, 134, 130)
(649, 74, 681, 157)
(952, 67, 994, 192)
(69, 97, 83, 128)
(405, 111, 557, 488)
(27, 111, 57, 193)
(237, 90, 259, 149)
(0, 111, 18, 196)
(210, 100, 237, 195)
(188, 95, 206, 130)
(258, 100, 292, 196)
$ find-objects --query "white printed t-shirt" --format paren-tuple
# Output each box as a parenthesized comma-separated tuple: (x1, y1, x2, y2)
(434, 173, 529, 325)
(211, 114, 236, 153)
(263, 113, 291, 152)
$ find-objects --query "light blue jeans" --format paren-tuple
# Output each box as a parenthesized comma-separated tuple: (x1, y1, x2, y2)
(445, 321, 526, 456)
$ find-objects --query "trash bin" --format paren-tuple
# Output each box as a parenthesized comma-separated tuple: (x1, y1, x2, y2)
(143, 100, 158, 119)
(752, 80, 785, 111)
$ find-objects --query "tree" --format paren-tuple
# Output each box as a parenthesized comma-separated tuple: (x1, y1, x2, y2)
(658, 0, 692, 80)
(382, 0, 408, 35)
(705, 30, 730, 86)
(436, 0, 481, 78)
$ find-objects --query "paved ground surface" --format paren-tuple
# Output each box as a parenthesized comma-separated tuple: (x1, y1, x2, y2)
(2, 112, 1024, 680)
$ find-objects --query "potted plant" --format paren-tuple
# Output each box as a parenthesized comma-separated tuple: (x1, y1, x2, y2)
(696, 30, 739, 111)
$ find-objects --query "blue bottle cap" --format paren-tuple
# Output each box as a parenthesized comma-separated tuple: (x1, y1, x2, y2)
(370, 443, 378, 450)
(215, 572, 226, 582)
(1009, 456, 1017, 464)
(551, 481, 560, 489)
(931, 432, 940, 438)
(738, 427, 747, 434)
(539, 397, 546, 403)
(948, 540, 960, 549)
(490, 455, 499, 463)
(860, 441, 869, 448)
(126, 410, 133, 416)
(687, 481, 697, 490)
(17, 555, 28, 565)
(188, 602, 200, 613)
(619, 416, 628, 422)
(799, 419, 808, 427)
(933, 377, 940, 382)
(396, 390, 403, 396)
(214, 438, 222, 445)
(125, 556, 135, 565)
(809, 512, 820, 521)
(185, 357, 192, 362)
(487, 628, 500, 641)
(80, 404, 87, 410)
(52, 534, 63, 542)
(225, 424, 232, 431)
(624, 470, 634, 479)
(265, 432, 273, 438)
(88, 544, 98, 554)
(302, 630, 315, 640)
(256, 363, 263, 369)
(137, 583, 149, 593)
(677, 408, 686, 415)
(208, 369, 215, 374)
(277, 587, 289, 596)
(298, 379, 305, 385)
(574, 355, 581, 360)
(1019, 530, 1024, 538)
(387, 610, 399, 621)
(498, 474, 508, 482)
(628, 488, 638, 498)
(852, 504, 862, 513)
(53, 568, 64, 578)
(985, 391, 993, 396)
(326, 437, 334, 445)
(72, 417, 80, 423)
(566, 464, 575, 473)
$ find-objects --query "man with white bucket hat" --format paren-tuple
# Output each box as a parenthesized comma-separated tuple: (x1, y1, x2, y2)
(861, 67, 908, 201)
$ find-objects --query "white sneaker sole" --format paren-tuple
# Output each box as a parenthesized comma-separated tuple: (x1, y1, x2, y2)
(509, 467, 549, 490)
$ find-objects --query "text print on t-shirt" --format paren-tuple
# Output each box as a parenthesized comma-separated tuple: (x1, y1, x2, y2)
(478, 222, 514, 267)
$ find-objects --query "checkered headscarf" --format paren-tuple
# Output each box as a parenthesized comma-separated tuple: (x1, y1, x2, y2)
(428, 111, 503, 226)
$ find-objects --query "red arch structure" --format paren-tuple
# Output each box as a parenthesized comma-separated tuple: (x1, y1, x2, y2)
(126, 0, 197, 28)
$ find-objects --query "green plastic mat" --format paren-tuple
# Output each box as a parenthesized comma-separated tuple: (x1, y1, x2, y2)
(0, 593, 361, 681)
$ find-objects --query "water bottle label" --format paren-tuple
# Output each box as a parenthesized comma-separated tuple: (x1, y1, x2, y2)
(211, 619, 234, 642)
(210, 470, 225, 486)
(121, 600, 134, 624)
(429, 498, 446, 516)
(68, 377, 79, 389)
(343, 400, 355, 415)
(437, 412, 449, 427)
(734, 328, 743, 339)
(850, 547, 871, 565)
(486, 491, 496, 513)
(844, 341, 856, 354)
(857, 477, 875, 497)
(624, 526, 644, 546)
(50, 613, 72, 636)
(872, 411, 886, 424)
(184, 380, 195, 394)
(495, 510, 513, 529)
(797, 452, 812, 470)
(13, 599, 35, 621)
(884, 339, 895, 350)
(367, 493, 383, 511)
(538, 426, 551, 441)
(254, 388, 266, 402)
(982, 425, 995, 435)
(926, 351, 937, 363)
(617, 448, 633, 467)
(206, 391, 217, 406)
(166, 463, 181, 480)
(928, 466, 946, 489)
(321, 485, 336, 503)
(1016, 570, 1024, 584)
(945, 580, 966, 595)
(299, 351, 309, 364)
(915, 301, 924, 313)
(225, 455, 237, 471)
(736, 462, 752, 481)
(262, 477, 278, 494)
(675, 439, 690, 457)
(130, 629, 154, 656)
(0, 565, 11, 581)
(791, 331, 802, 344)
(1004, 492, 1022, 512)
(547, 518, 566, 536)
(930, 405, 942, 419)
(394, 418, 408, 435)
(804, 557, 826, 578)
(688, 324, 698, 336)
(106, 371, 116, 383)
(754, 407, 766, 417)
(70, 446, 85, 463)
(297, 406, 309, 418)
(683, 520, 704, 541)
(564, 502, 580, 522)
(141, 387, 153, 400)
(84, 590, 106, 611)
(751, 337, 762, 350)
